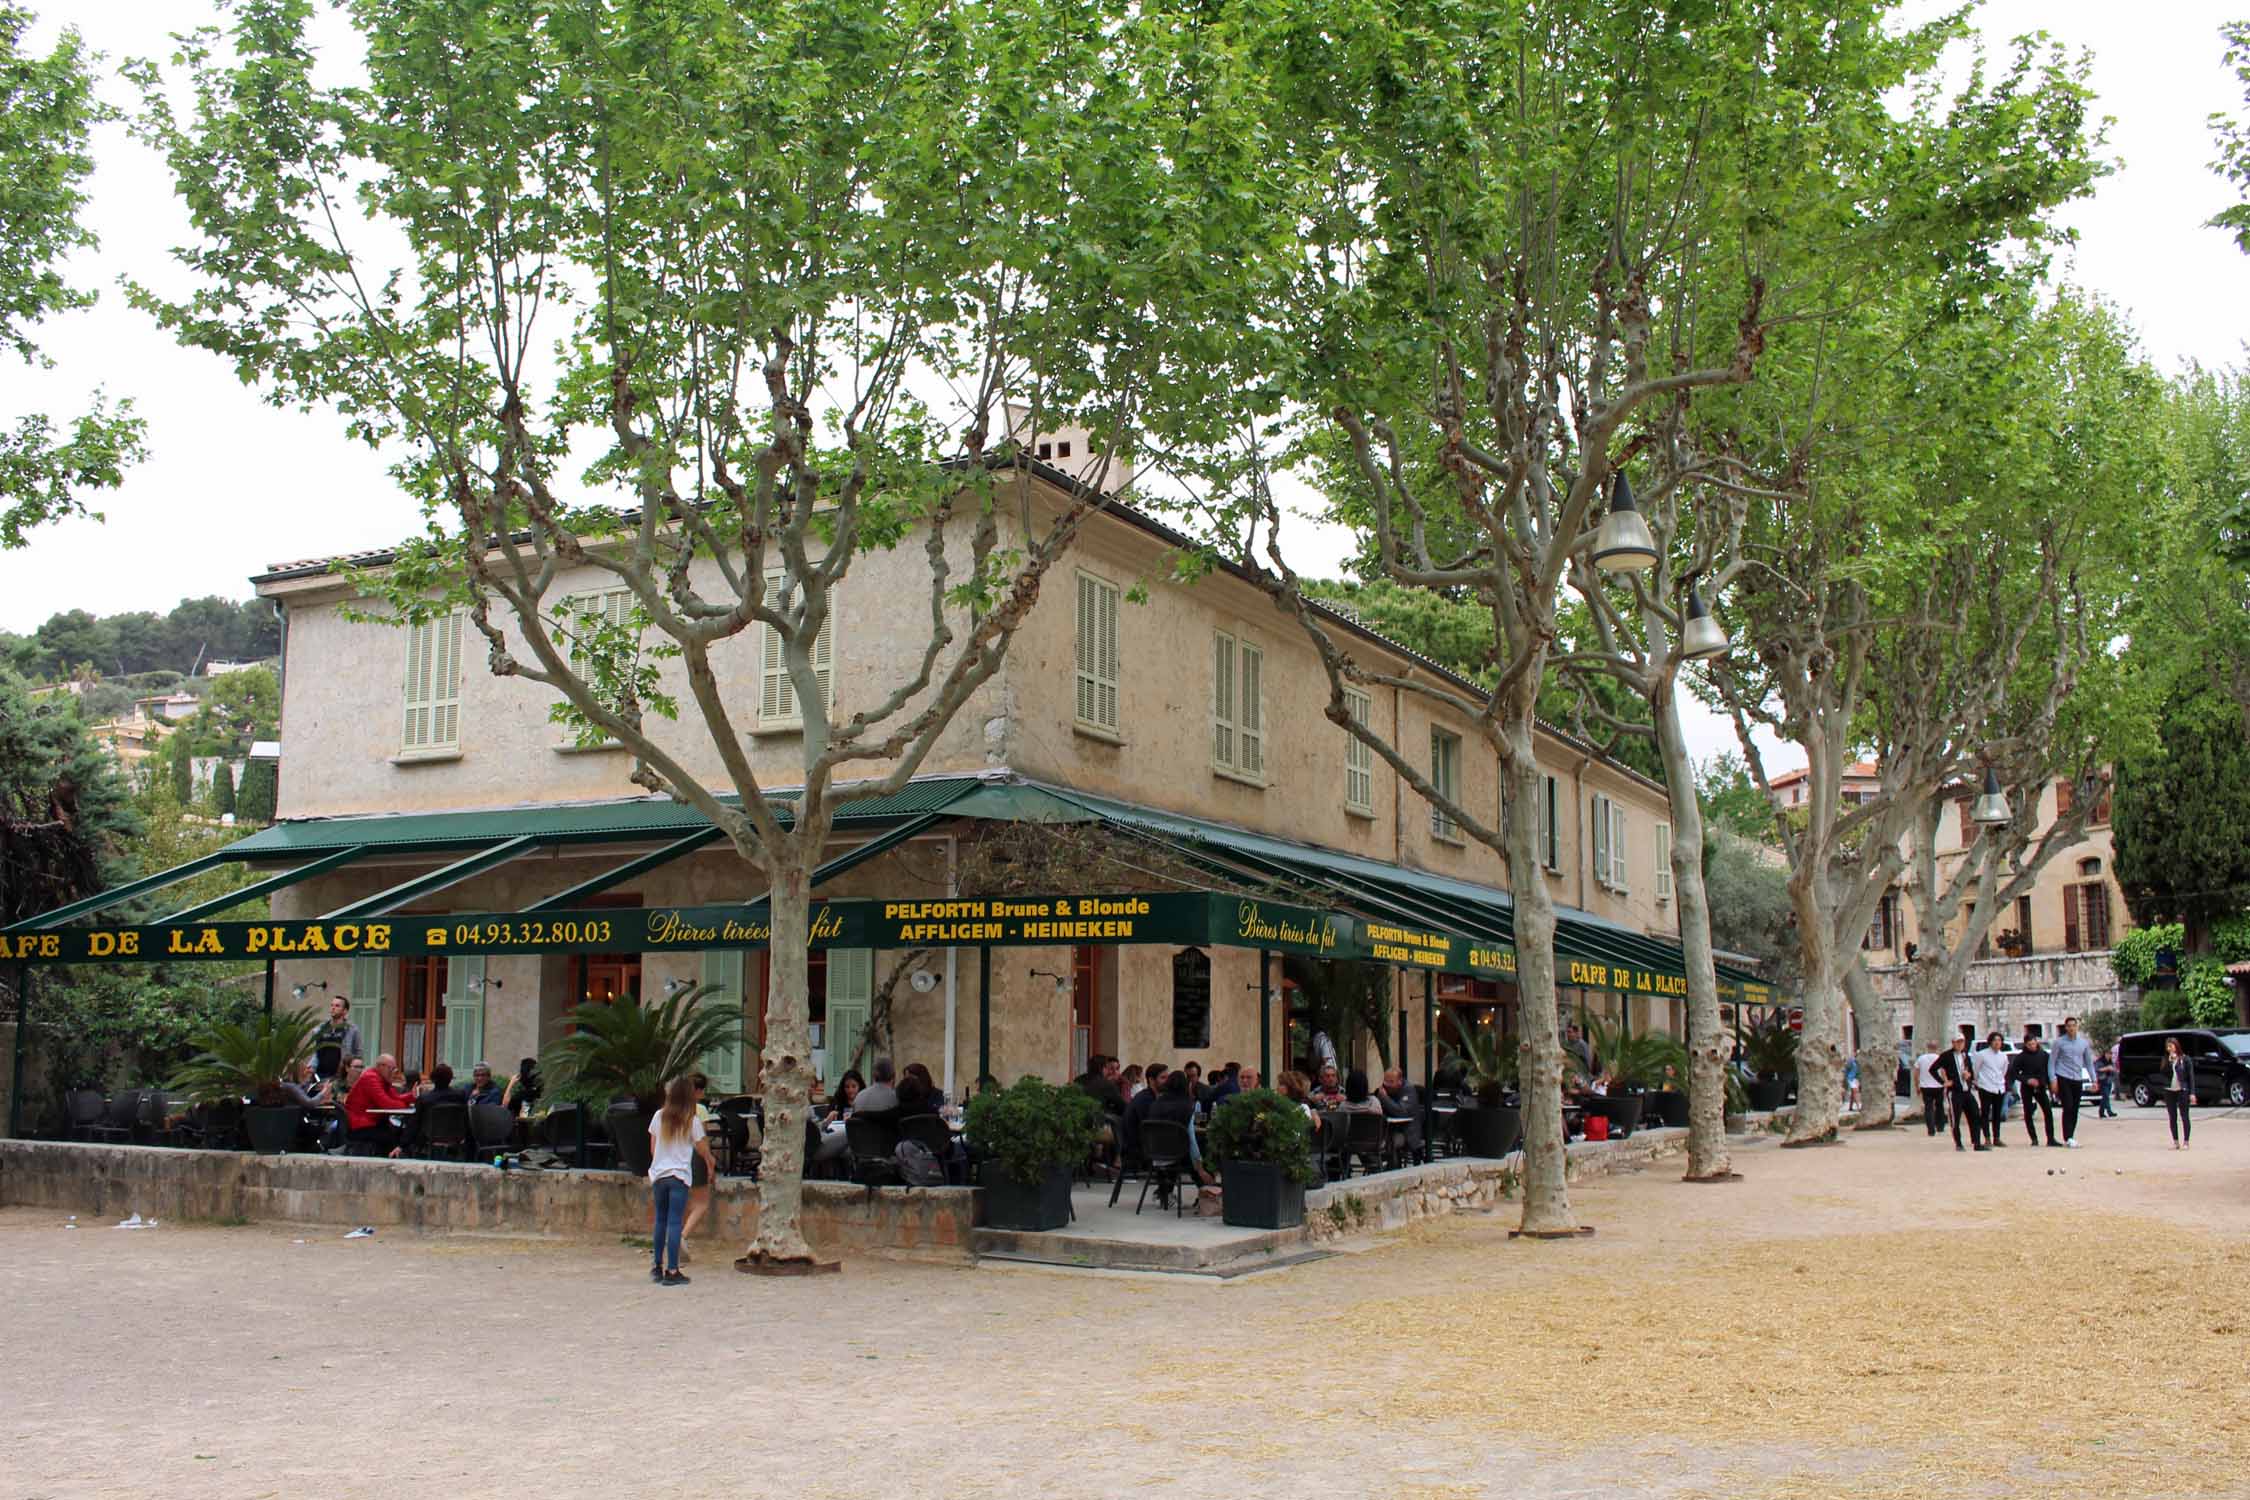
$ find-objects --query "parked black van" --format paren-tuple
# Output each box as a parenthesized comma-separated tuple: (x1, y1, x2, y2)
(2116, 1029, 2250, 1108)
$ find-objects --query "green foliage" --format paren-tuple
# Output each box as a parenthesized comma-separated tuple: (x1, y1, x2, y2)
(2211, 914, 2250, 966)
(167, 1006, 318, 1108)
(1698, 755, 1778, 845)
(1281, 957, 1391, 1071)
(2081, 1007, 2132, 1052)
(176, 667, 277, 758)
(2210, 21, 2250, 254)
(541, 986, 743, 1116)
(235, 758, 276, 825)
(1587, 1016, 1685, 1092)
(210, 762, 234, 816)
(0, 665, 140, 924)
(168, 735, 191, 804)
(1702, 834, 1800, 988)
(964, 1075, 1102, 1187)
(31, 970, 261, 1096)
(1743, 1013, 1799, 1079)
(1445, 1020, 1516, 1106)
(18, 596, 275, 682)
(2113, 670, 2250, 929)
(2111, 923, 2186, 988)
(1208, 1087, 1315, 1187)
(2181, 960, 2238, 1029)
(0, 4, 146, 547)
(2140, 987, 2194, 1031)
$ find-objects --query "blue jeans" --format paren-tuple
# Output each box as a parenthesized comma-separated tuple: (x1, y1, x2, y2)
(650, 1176, 688, 1272)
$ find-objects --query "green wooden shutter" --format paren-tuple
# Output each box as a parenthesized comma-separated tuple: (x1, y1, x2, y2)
(823, 948, 873, 1085)
(699, 950, 746, 1093)
(443, 955, 485, 1076)
(349, 956, 386, 1063)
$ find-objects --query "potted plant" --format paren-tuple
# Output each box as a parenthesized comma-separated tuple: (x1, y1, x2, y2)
(966, 1075, 1101, 1231)
(1636, 1031, 1693, 1128)
(1208, 1088, 1315, 1229)
(1585, 1018, 1689, 1133)
(542, 985, 742, 1170)
(168, 1007, 319, 1154)
(1742, 1013, 1797, 1112)
(1447, 1026, 1523, 1159)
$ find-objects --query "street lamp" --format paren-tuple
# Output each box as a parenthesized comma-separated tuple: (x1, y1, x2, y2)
(1592, 471, 1659, 573)
(1971, 766, 2012, 827)
(1679, 587, 1728, 661)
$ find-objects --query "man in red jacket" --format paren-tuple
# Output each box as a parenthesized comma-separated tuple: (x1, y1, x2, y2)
(345, 1054, 416, 1155)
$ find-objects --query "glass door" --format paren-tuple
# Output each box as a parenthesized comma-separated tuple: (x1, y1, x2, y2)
(396, 957, 448, 1077)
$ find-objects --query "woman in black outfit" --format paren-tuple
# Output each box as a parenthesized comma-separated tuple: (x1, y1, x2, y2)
(2161, 1036, 2196, 1149)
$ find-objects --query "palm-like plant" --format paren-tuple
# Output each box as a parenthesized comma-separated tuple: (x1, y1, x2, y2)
(1586, 1016, 1683, 1092)
(1742, 1013, 1799, 1079)
(542, 984, 743, 1115)
(168, 1006, 319, 1107)
(1447, 1022, 1516, 1106)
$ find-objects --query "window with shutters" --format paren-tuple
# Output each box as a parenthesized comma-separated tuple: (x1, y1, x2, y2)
(1342, 688, 1373, 814)
(400, 612, 463, 755)
(1211, 630, 1265, 783)
(1655, 822, 1673, 902)
(2054, 778, 2074, 818)
(1866, 889, 1899, 951)
(1538, 773, 1561, 872)
(756, 571, 834, 732)
(2065, 882, 2113, 952)
(1590, 793, 1628, 891)
(1073, 571, 1121, 737)
(2014, 894, 2034, 956)
(554, 588, 635, 749)
(1429, 728, 1461, 840)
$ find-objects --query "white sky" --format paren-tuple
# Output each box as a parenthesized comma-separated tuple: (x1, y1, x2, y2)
(2, 0, 2244, 773)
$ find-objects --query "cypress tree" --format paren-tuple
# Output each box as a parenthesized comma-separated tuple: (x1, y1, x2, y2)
(168, 738, 192, 804)
(211, 763, 235, 816)
(2113, 674, 2250, 935)
(236, 759, 277, 824)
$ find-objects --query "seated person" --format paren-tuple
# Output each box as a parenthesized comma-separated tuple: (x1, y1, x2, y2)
(1120, 1062, 1168, 1158)
(1180, 1060, 1205, 1103)
(1338, 1068, 1383, 1113)
(1145, 1069, 1214, 1188)
(1376, 1066, 1423, 1155)
(343, 1054, 416, 1154)
(895, 1068, 938, 1118)
(851, 1058, 902, 1127)
(1075, 1054, 1126, 1114)
(1276, 1070, 1319, 1123)
(465, 1062, 505, 1110)
(814, 1072, 864, 1168)
(902, 1062, 944, 1106)
(1203, 1062, 1243, 1109)
(501, 1057, 541, 1116)
(1119, 1064, 1145, 1099)
(397, 1062, 470, 1156)
(279, 1059, 332, 1107)
(1311, 1064, 1345, 1106)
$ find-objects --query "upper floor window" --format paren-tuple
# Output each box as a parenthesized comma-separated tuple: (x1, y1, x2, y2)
(1074, 571, 1121, 736)
(1342, 687, 1373, 814)
(401, 611, 463, 754)
(1428, 728, 1461, 840)
(1655, 821, 1673, 902)
(554, 587, 636, 747)
(1590, 792, 1628, 893)
(1212, 631, 1264, 782)
(1537, 773, 1561, 872)
(757, 572, 834, 731)
(1865, 888, 1899, 951)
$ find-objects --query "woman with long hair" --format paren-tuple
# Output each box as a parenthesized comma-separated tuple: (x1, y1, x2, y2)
(647, 1075, 713, 1285)
(2161, 1036, 2197, 1150)
(679, 1072, 715, 1258)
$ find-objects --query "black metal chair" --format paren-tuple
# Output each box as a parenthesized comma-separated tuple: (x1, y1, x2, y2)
(469, 1102, 515, 1157)
(1134, 1119, 1196, 1216)
(65, 1088, 123, 1143)
(716, 1097, 762, 1179)
(844, 1116, 901, 1186)
(540, 1103, 588, 1165)
(1343, 1110, 1390, 1177)
(136, 1090, 182, 1146)
(1317, 1109, 1352, 1182)
(896, 1113, 962, 1186)
(409, 1101, 471, 1160)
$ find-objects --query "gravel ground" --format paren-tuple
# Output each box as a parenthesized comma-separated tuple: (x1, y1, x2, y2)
(4, 1106, 2247, 1499)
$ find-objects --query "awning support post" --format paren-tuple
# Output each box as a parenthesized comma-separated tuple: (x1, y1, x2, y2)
(1422, 971, 1434, 1085)
(9, 965, 31, 1140)
(1258, 949, 1272, 1081)
(263, 959, 275, 1017)
(977, 946, 992, 1092)
(1397, 979, 1408, 1082)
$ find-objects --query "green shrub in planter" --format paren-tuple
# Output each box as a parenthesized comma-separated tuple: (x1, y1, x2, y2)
(168, 1007, 320, 1155)
(965, 1075, 1102, 1187)
(1208, 1088, 1315, 1229)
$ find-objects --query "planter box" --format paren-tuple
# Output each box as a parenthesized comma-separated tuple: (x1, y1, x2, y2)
(978, 1161, 1074, 1232)
(1647, 1090, 1689, 1128)
(244, 1105, 299, 1156)
(1455, 1104, 1522, 1159)
(1221, 1160, 1305, 1229)
(1746, 1079, 1789, 1112)
(1582, 1094, 1644, 1137)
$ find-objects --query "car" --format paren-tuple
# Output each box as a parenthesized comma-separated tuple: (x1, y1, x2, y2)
(2117, 1028, 2250, 1109)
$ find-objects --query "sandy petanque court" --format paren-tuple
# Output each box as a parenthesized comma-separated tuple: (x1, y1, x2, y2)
(4, 1108, 2247, 1500)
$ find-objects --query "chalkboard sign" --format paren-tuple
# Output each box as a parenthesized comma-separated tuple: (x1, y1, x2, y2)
(1171, 947, 1212, 1049)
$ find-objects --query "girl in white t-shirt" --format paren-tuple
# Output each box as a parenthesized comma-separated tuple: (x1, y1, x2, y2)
(648, 1076, 713, 1286)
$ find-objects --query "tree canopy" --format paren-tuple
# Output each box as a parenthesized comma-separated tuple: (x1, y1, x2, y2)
(2112, 669, 2250, 936)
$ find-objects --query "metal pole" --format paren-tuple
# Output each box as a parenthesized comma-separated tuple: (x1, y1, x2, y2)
(1422, 971, 1434, 1084)
(263, 958, 276, 1016)
(977, 946, 992, 1091)
(10, 965, 31, 1139)
(1397, 983, 1408, 1081)
(1258, 949, 1271, 1081)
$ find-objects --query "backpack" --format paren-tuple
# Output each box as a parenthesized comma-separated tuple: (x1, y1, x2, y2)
(894, 1140, 945, 1187)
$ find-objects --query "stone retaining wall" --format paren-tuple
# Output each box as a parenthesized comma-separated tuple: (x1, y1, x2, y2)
(1299, 1125, 1691, 1243)
(0, 1141, 977, 1261)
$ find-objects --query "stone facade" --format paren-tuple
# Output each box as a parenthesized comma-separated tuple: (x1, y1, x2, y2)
(1864, 950, 2130, 1044)
(247, 479, 1687, 1097)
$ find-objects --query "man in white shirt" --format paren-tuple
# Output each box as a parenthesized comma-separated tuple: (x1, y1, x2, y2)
(1912, 1041, 1946, 1136)
(1970, 1033, 2013, 1148)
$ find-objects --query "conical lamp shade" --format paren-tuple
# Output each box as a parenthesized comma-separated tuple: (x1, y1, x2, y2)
(1679, 588, 1728, 660)
(1592, 472, 1659, 573)
(1970, 766, 2012, 827)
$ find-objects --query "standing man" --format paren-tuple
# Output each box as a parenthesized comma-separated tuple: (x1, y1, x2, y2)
(1913, 1040, 1947, 1136)
(2012, 1034, 2057, 1146)
(1932, 1035, 1987, 1152)
(1971, 1032, 2012, 1148)
(311, 994, 362, 1084)
(1562, 1022, 1594, 1079)
(2048, 1016, 2097, 1146)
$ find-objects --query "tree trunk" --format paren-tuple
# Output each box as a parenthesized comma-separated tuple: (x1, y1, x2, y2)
(1845, 959, 1896, 1129)
(1506, 745, 1578, 1234)
(1910, 946, 1974, 1060)
(748, 854, 819, 1265)
(1653, 675, 1731, 1180)
(1785, 870, 1843, 1144)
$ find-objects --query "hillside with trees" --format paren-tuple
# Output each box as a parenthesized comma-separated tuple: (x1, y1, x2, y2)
(0, 594, 277, 682)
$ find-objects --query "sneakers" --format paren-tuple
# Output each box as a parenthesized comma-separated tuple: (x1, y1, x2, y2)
(649, 1266, 663, 1283)
(2065, 1138, 2080, 1149)
(662, 1269, 691, 1286)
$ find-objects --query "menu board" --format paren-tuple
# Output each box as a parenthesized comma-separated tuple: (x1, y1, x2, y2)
(1170, 946, 1212, 1049)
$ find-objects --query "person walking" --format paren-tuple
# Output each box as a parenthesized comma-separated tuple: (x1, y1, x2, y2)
(2048, 1016, 2097, 1145)
(1932, 1036, 1986, 1152)
(2160, 1036, 2196, 1151)
(2096, 1041, 2119, 1119)
(2011, 1035, 2057, 1146)
(647, 1076, 714, 1285)
(1971, 1032, 2012, 1149)
(1913, 1041, 1947, 1137)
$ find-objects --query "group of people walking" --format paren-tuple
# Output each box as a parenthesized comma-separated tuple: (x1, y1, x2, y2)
(1911, 1016, 2103, 1152)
